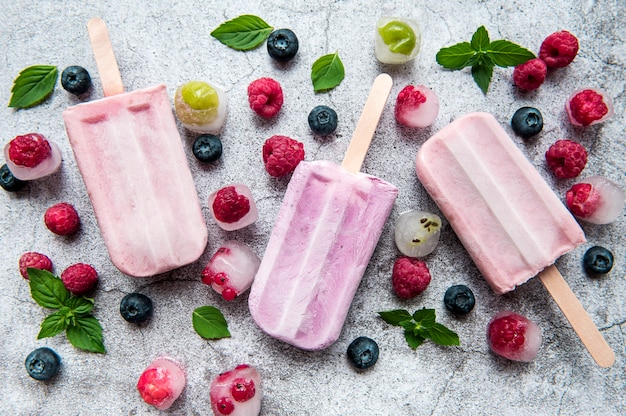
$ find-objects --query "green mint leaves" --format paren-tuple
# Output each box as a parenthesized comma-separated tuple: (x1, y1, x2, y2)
(8, 65, 58, 109)
(192, 306, 231, 340)
(28, 269, 105, 353)
(311, 51, 345, 92)
(436, 26, 535, 94)
(378, 308, 459, 350)
(210, 15, 273, 51)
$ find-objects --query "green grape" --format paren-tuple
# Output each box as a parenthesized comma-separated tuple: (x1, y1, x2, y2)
(378, 21, 416, 55)
(181, 81, 219, 111)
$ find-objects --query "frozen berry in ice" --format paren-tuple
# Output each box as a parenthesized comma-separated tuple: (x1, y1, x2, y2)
(487, 311, 542, 362)
(201, 241, 261, 301)
(565, 88, 614, 127)
(175, 80, 228, 133)
(137, 357, 186, 411)
(4, 133, 62, 181)
(209, 184, 258, 231)
(395, 85, 439, 128)
(210, 364, 261, 416)
(394, 210, 441, 258)
(565, 175, 624, 224)
(375, 17, 421, 64)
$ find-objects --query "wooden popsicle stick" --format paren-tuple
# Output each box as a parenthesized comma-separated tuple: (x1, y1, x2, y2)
(539, 265, 615, 367)
(341, 73, 393, 173)
(87, 17, 124, 97)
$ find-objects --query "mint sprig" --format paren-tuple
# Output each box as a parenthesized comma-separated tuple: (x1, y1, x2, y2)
(8, 65, 58, 109)
(28, 269, 105, 353)
(378, 308, 459, 350)
(311, 51, 345, 92)
(192, 306, 231, 340)
(436, 26, 535, 94)
(210, 15, 273, 51)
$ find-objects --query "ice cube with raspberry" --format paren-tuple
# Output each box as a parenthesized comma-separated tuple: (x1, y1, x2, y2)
(210, 364, 261, 416)
(3, 133, 62, 181)
(137, 357, 186, 411)
(208, 184, 258, 231)
(394, 85, 439, 128)
(565, 175, 625, 225)
(487, 311, 542, 362)
(202, 241, 261, 301)
(565, 88, 614, 127)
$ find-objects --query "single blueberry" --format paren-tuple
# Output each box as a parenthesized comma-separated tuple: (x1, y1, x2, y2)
(0, 164, 27, 192)
(583, 246, 614, 275)
(511, 107, 543, 139)
(347, 336, 379, 369)
(193, 134, 222, 163)
(308, 105, 338, 135)
(25, 347, 61, 380)
(444, 285, 476, 315)
(267, 29, 299, 62)
(120, 293, 153, 323)
(61, 66, 92, 96)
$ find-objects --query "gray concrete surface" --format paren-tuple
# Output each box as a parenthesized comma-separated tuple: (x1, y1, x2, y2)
(1, 1, 624, 415)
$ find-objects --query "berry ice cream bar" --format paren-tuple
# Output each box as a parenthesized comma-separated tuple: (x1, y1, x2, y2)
(249, 74, 397, 350)
(415, 112, 614, 367)
(63, 18, 207, 277)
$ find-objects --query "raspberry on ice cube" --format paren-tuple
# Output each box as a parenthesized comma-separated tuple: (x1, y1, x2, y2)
(566, 175, 625, 225)
(3, 133, 62, 181)
(202, 241, 261, 301)
(137, 357, 186, 410)
(208, 184, 258, 231)
(210, 364, 262, 416)
(394, 85, 439, 128)
(565, 88, 614, 127)
(487, 311, 542, 362)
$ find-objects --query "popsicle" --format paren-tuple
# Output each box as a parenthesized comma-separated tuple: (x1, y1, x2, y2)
(415, 112, 614, 367)
(248, 74, 397, 350)
(63, 18, 207, 277)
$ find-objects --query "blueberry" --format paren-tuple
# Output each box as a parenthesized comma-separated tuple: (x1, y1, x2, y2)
(267, 29, 299, 62)
(583, 246, 614, 275)
(61, 66, 92, 95)
(0, 164, 27, 192)
(193, 134, 222, 162)
(347, 336, 379, 369)
(511, 107, 543, 139)
(308, 105, 338, 135)
(120, 293, 153, 323)
(25, 347, 61, 380)
(444, 285, 475, 315)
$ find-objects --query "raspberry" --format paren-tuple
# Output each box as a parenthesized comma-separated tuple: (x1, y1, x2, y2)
(19, 252, 53, 279)
(262, 135, 305, 177)
(44, 202, 80, 235)
(212, 186, 251, 223)
(567, 89, 610, 127)
(539, 31, 579, 69)
(137, 367, 173, 408)
(60, 263, 98, 295)
(7, 133, 52, 168)
(545, 139, 587, 179)
(247, 77, 283, 118)
(487, 311, 542, 362)
(512, 58, 547, 91)
(391, 257, 431, 299)
(565, 183, 600, 218)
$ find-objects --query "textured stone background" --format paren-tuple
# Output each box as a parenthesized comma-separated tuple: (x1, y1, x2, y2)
(1, 1, 624, 415)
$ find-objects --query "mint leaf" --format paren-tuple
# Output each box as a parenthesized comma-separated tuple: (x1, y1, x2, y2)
(8, 65, 58, 109)
(426, 323, 460, 347)
(311, 51, 345, 92)
(471, 26, 490, 50)
(66, 316, 105, 353)
(378, 309, 413, 326)
(472, 63, 493, 94)
(28, 269, 70, 309)
(210, 15, 273, 51)
(192, 306, 231, 339)
(38, 309, 70, 339)
(486, 40, 535, 67)
(412, 308, 436, 329)
(404, 330, 425, 350)
(66, 296, 94, 316)
(435, 42, 475, 70)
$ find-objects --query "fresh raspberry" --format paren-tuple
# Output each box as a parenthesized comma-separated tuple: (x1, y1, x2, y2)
(19, 252, 53, 279)
(247, 77, 284, 118)
(7, 133, 52, 168)
(539, 31, 579, 69)
(262, 135, 305, 177)
(512, 58, 547, 91)
(391, 257, 431, 299)
(60, 263, 98, 295)
(44, 202, 80, 235)
(545, 139, 587, 179)
(231, 377, 256, 402)
(567, 89, 609, 127)
(212, 186, 251, 223)
(137, 367, 173, 408)
(566, 183, 600, 218)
